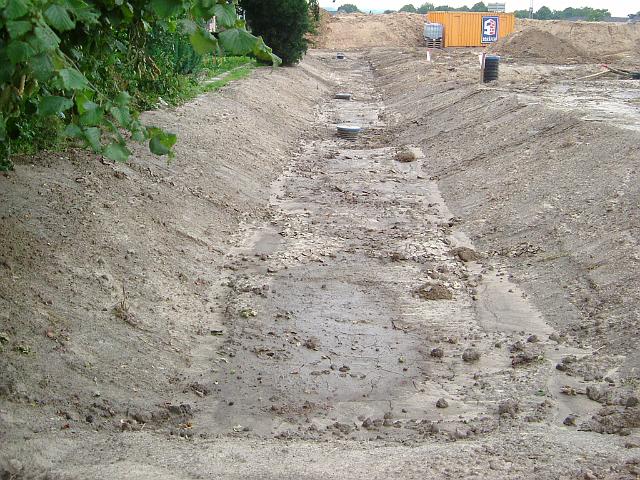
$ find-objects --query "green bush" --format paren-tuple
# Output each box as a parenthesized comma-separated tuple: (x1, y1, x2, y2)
(240, 0, 310, 66)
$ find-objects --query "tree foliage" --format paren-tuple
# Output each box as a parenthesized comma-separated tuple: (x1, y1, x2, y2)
(515, 5, 611, 20)
(240, 0, 310, 66)
(336, 4, 359, 13)
(417, 3, 435, 14)
(536, 6, 553, 19)
(0, 0, 280, 171)
(309, 0, 320, 21)
(422, 3, 609, 19)
(470, 2, 488, 12)
(399, 4, 417, 13)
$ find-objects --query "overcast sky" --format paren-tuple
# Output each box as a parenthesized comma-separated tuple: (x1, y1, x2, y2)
(319, 0, 638, 16)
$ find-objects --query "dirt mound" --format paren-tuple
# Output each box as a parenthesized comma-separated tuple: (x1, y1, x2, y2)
(488, 28, 588, 64)
(313, 12, 425, 50)
(516, 19, 640, 59)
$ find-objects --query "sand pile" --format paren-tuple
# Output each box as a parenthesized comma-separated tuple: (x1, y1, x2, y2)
(488, 28, 588, 64)
(312, 12, 425, 50)
(516, 19, 640, 59)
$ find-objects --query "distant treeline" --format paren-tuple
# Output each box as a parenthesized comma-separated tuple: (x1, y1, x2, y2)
(513, 6, 611, 21)
(336, 3, 619, 21)
(336, 3, 494, 14)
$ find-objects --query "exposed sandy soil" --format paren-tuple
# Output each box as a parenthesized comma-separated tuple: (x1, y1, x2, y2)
(312, 12, 426, 50)
(515, 19, 640, 61)
(488, 28, 588, 64)
(2, 19, 640, 480)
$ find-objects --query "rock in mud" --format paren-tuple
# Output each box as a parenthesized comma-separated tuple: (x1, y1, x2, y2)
(167, 403, 193, 416)
(362, 417, 375, 430)
(462, 348, 481, 363)
(189, 382, 210, 396)
(395, 148, 417, 163)
(549, 333, 565, 343)
(436, 398, 449, 408)
(131, 411, 152, 424)
(450, 247, 480, 263)
(511, 351, 537, 367)
(498, 399, 519, 417)
(430, 347, 444, 358)
(586, 386, 613, 405)
(332, 422, 353, 434)
(563, 414, 578, 426)
(303, 337, 319, 350)
(583, 406, 640, 435)
(415, 283, 453, 301)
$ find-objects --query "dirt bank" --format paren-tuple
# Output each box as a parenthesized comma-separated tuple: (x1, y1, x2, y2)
(488, 28, 589, 64)
(313, 12, 426, 49)
(515, 18, 640, 61)
(0, 58, 332, 465)
(372, 46, 640, 408)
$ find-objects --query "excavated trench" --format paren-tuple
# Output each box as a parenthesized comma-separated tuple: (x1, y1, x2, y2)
(194, 52, 604, 443)
(2, 48, 639, 479)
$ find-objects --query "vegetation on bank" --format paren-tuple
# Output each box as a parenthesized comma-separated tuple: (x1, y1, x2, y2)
(0, 0, 284, 171)
(10, 54, 256, 158)
(241, 0, 311, 66)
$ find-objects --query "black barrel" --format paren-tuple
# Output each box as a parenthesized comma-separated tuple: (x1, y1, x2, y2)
(483, 55, 500, 82)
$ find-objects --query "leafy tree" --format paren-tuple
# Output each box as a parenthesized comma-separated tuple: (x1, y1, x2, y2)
(584, 8, 610, 21)
(417, 3, 435, 13)
(383, 9, 397, 14)
(309, 0, 320, 21)
(514, 9, 531, 18)
(471, 2, 488, 11)
(457, 5, 470, 11)
(337, 4, 360, 13)
(535, 6, 553, 19)
(399, 4, 417, 12)
(0, 0, 279, 171)
(434, 5, 454, 10)
(241, 0, 310, 65)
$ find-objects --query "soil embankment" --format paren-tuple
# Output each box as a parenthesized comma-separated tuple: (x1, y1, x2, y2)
(488, 28, 589, 63)
(0, 57, 331, 467)
(515, 18, 640, 59)
(313, 12, 426, 49)
(372, 46, 640, 392)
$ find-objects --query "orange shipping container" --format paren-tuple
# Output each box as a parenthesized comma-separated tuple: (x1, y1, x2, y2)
(426, 11, 514, 47)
